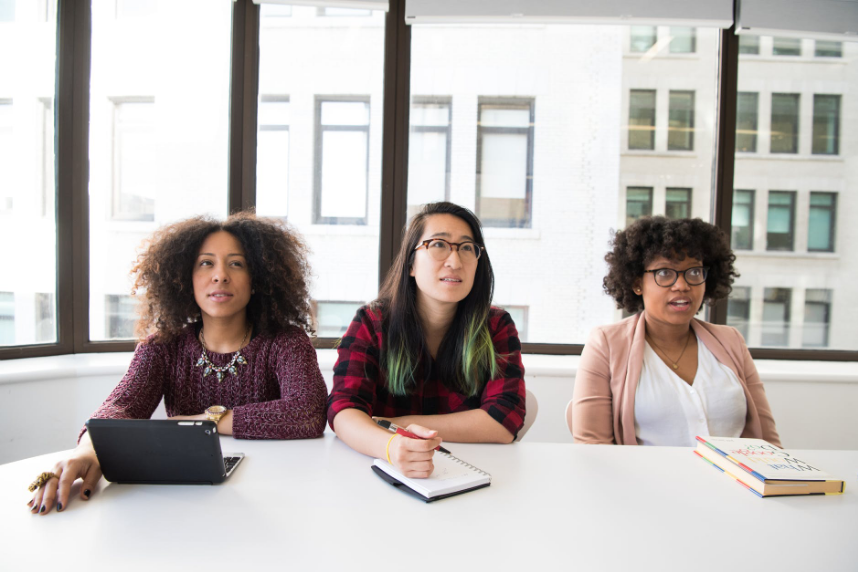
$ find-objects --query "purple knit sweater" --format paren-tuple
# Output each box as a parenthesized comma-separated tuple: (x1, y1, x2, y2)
(81, 326, 328, 440)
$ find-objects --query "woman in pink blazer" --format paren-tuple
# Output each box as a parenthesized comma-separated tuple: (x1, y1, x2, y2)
(572, 217, 780, 447)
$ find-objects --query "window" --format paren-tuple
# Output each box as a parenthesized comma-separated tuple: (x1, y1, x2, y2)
(731, 190, 754, 250)
(256, 96, 290, 218)
(727, 286, 751, 341)
(665, 188, 691, 219)
(668, 91, 694, 151)
(812, 94, 840, 155)
(814, 41, 842, 58)
(766, 191, 795, 251)
(772, 37, 801, 56)
(105, 294, 136, 339)
(770, 94, 799, 154)
(0, 99, 12, 213)
(669, 27, 696, 54)
(476, 98, 534, 228)
(407, 97, 451, 219)
(314, 97, 371, 225)
(629, 90, 655, 150)
(629, 26, 656, 53)
(0, 292, 13, 345)
(808, 192, 837, 252)
(111, 98, 156, 221)
(803, 289, 831, 347)
(34, 292, 54, 343)
(314, 301, 362, 338)
(39, 98, 55, 218)
(626, 187, 653, 226)
(738, 35, 759, 55)
(735, 92, 758, 152)
(762, 288, 791, 346)
(0, 0, 14, 22)
(497, 305, 529, 343)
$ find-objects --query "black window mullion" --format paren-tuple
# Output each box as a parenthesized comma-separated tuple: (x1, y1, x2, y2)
(229, 0, 260, 214)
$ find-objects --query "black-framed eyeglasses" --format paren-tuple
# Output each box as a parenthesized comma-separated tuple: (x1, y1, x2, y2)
(414, 238, 483, 262)
(643, 266, 709, 287)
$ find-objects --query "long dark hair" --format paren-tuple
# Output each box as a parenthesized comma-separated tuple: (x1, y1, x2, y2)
(374, 202, 498, 396)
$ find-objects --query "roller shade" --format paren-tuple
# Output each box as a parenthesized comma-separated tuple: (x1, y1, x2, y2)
(253, 0, 389, 11)
(736, 0, 858, 41)
(404, 0, 733, 27)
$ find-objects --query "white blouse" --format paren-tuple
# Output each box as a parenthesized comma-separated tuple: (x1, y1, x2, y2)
(634, 336, 748, 447)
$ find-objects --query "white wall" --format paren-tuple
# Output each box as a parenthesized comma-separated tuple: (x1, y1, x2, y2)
(1, 351, 855, 465)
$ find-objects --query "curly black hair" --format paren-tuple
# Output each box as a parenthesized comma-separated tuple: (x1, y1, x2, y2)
(131, 211, 314, 342)
(603, 216, 738, 313)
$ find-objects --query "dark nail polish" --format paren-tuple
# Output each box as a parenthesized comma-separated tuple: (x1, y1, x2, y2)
(57, 502, 63, 512)
(39, 505, 46, 513)
(83, 489, 91, 498)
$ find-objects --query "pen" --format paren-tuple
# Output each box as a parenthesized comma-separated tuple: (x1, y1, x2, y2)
(375, 419, 451, 454)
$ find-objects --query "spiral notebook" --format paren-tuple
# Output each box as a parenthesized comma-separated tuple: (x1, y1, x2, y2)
(371, 451, 492, 502)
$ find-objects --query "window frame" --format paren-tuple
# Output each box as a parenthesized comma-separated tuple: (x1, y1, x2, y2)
(409, 95, 452, 204)
(807, 191, 837, 253)
(628, 89, 656, 151)
(766, 190, 796, 252)
(812, 94, 840, 156)
(3, 2, 856, 362)
(109, 96, 156, 222)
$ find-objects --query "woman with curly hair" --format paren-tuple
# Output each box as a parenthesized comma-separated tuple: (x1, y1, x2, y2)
(328, 202, 525, 479)
(571, 216, 780, 447)
(28, 212, 327, 516)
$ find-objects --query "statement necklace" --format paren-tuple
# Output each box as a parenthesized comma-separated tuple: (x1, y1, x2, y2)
(646, 330, 692, 370)
(196, 326, 250, 382)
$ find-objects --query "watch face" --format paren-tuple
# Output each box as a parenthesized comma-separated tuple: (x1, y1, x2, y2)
(208, 405, 226, 415)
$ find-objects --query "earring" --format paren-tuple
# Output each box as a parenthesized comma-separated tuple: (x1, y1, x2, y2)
(634, 289, 641, 294)
(251, 289, 256, 295)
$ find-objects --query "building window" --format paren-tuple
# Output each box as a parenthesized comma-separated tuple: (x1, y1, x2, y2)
(735, 92, 758, 152)
(626, 187, 653, 226)
(727, 286, 751, 341)
(0, 292, 13, 345)
(111, 98, 156, 221)
(762, 288, 791, 346)
(0, 0, 15, 21)
(803, 289, 831, 348)
(313, 301, 362, 338)
(731, 189, 755, 250)
(39, 98, 55, 218)
(808, 192, 837, 252)
(766, 191, 795, 251)
(814, 40, 842, 58)
(668, 90, 694, 151)
(256, 96, 290, 218)
(34, 292, 54, 343)
(628, 90, 655, 150)
(669, 27, 696, 53)
(407, 97, 451, 218)
(314, 97, 371, 225)
(772, 37, 801, 56)
(665, 188, 691, 219)
(812, 94, 840, 155)
(317, 7, 372, 17)
(105, 294, 137, 340)
(497, 305, 529, 343)
(738, 35, 760, 55)
(476, 98, 534, 228)
(0, 99, 12, 213)
(770, 94, 799, 154)
(629, 26, 656, 53)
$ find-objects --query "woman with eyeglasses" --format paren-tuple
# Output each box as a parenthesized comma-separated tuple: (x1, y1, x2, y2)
(328, 202, 525, 478)
(571, 216, 780, 447)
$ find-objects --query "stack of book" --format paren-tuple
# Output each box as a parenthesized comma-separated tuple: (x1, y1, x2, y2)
(695, 436, 845, 498)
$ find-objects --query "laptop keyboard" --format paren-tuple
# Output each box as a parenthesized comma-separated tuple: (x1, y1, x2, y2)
(223, 456, 242, 476)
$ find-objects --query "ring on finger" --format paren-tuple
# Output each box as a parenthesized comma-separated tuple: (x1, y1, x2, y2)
(28, 472, 59, 493)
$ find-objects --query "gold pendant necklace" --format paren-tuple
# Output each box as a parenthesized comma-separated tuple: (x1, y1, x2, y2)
(647, 330, 692, 370)
(196, 326, 250, 382)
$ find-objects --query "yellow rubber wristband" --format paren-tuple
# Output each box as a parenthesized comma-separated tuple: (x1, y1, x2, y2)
(386, 434, 398, 464)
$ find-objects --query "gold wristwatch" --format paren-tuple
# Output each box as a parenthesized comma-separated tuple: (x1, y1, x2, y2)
(205, 405, 228, 424)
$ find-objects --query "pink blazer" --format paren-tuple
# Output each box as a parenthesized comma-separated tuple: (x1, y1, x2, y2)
(572, 312, 781, 447)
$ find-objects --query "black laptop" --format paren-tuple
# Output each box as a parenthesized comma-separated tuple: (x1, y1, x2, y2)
(86, 419, 245, 485)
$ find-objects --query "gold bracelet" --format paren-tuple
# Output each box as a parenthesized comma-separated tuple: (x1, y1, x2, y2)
(386, 434, 397, 464)
(28, 472, 58, 492)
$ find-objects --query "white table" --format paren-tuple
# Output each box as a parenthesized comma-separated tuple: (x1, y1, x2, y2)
(2, 435, 856, 571)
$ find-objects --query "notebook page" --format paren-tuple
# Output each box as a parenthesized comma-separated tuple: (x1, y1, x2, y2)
(373, 451, 491, 498)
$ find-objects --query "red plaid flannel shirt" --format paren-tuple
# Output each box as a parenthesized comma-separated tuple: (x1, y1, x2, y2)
(327, 304, 526, 438)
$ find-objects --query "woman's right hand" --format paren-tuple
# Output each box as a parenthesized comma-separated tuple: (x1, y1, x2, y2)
(28, 436, 102, 516)
(387, 424, 442, 479)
